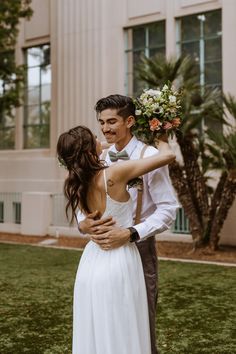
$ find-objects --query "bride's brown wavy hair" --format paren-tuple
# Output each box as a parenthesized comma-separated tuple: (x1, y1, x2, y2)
(57, 126, 105, 224)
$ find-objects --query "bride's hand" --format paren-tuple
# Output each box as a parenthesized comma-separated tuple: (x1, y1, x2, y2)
(157, 134, 175, 161)
(157, 133, 168, 143)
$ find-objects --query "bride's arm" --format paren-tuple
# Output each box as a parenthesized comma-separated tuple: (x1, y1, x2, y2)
(110, 140, 175, 185)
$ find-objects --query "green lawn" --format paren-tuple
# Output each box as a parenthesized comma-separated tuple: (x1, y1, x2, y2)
(0, 243, 235, 354)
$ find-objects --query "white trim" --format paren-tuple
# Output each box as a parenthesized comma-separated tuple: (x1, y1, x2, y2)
(48, 226, 88, 238)
(0, 223, 21, 234)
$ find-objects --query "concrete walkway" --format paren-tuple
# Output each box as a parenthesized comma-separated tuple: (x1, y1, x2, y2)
(1, 239, 235, 267)
(159, 256, 236, 267)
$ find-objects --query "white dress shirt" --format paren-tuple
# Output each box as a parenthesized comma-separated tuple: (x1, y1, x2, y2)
(103, 136, 179, 240)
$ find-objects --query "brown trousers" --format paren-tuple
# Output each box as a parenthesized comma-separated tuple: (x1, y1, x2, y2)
(136, 236, 158, 354)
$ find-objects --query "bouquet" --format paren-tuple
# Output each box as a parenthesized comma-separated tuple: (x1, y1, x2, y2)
(133, 83, 182, 145)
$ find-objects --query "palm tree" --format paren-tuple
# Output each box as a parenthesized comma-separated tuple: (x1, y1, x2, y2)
(205, 95, 236, 248)
(136, 54, 236, 250)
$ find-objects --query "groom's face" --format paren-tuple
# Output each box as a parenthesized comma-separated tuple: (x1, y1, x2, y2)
(97, 108, 133, 147)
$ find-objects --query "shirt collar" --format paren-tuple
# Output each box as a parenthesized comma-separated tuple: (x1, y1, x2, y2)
(110, 136, 139, 158)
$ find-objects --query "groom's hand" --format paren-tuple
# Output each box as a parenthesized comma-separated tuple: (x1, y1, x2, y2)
(79, 211, 115, 235)
(91, 227, 130, 250)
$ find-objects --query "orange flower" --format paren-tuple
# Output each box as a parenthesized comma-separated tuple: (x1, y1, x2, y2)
(149, 118, 161, 131)
(163, 122, 173, 130)
(171, 117, 181, 127)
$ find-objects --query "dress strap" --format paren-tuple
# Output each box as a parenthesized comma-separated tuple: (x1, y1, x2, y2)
(103, 169, 108, 194)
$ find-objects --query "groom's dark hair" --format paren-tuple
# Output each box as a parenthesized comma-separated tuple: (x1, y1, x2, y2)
(95, 94, 136, 120)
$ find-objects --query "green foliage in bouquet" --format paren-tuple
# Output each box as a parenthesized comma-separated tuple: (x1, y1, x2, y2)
(132, 83, 182, 144)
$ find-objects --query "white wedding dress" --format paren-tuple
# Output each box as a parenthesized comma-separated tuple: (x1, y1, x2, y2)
(72, 171, 151, 354)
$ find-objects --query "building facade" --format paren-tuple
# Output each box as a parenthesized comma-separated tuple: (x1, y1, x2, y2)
(0, 0, 235, 244)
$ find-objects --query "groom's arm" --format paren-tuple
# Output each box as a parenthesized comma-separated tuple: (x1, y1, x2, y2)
(90, 227, 131, 249)
(77, 210, 116, 235)
(91, 165, 179, 249)
(133, 165, 179, 239)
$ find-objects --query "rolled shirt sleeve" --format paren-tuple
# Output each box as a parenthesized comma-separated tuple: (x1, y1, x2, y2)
(130, 154, 180, 240)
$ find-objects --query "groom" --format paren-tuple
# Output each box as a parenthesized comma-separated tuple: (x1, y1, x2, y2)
(78, 94, 179, 354)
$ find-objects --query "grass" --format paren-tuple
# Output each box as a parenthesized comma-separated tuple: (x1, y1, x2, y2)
(0, 243, 235, 354)
(157, 261, 236, 353)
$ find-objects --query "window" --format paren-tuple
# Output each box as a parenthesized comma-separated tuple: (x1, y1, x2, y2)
(0, 51, 16, 149)
(13, 202, 21, 224)
(0, 107, 15, 149)
(176, 10, 222, 90)
(125, 21, 165, 96)
(0, 202, 4, 223)
(172, 208, 190, 234)
(24, 44, 51, 148)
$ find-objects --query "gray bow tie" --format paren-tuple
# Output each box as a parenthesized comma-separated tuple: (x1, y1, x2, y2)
(108, 150, 129, 162)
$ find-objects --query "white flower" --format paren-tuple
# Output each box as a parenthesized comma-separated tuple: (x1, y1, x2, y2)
(162, 84, 169, 91)
(135, 109, 142, 116)
(169, 95, 177, 103)
(146, 89, 161, 97)
(143, 98, 148, 104)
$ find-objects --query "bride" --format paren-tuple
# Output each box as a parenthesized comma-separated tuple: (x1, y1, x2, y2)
(57, 125, 175, 354)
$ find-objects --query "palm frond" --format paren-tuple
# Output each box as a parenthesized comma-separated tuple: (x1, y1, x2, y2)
(223, 94, 236, 119)
(137, 54, 198, 90)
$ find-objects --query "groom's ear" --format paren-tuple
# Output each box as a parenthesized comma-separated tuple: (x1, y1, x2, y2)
(126, 115, 135, 128)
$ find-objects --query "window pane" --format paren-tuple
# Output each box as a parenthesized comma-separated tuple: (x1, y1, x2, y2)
(133, 50, 145, 96)
(126, 21, 166, 96)
(0, 127, 15, 149)
(41, 84, 51, 103)
(204, 10, 221, 36)
(27, 67, 40, 87)
(133, 75, 144, 97)
(149, 22, 165, 47)
(40, 124, 50, 146)
(133, 27, 145, 49)
(41, 65, 51, 85)
(0, 202, 3, 223)
(41, 102, 50, 124)
(149, 47, 165, 58)
(0, 51, 16, 150)
(181, 41, 200, 61)
(26, 103, 50, 125)
(41, 45, 50, 66)
(24, 125, 50, 149)
(27, 47, 42, 67)
(177, 10, 222, 131)
(205, 38, 221, 61)
(133, 50, 144, 67)
(181, 15, 200, 41)
(26, 105, 41, 124)
(27, 86, 40, 105)
(205, 62, 222, 85)
(4, 115, 14, 127)
(13, 202, 21, 224)
(24, 45, 51, 149)
(27, 45, 50, 67)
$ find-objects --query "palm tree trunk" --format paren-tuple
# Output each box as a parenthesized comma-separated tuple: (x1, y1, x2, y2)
(176, 133, 209, 230)
(204, 171, 228, 244)
(169, 161, 203, 244)
(209, 176, 236, 250)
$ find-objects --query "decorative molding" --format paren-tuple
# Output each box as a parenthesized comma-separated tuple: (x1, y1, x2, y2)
(127, 0, 163, 19)
(180, 0, 218, 9)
